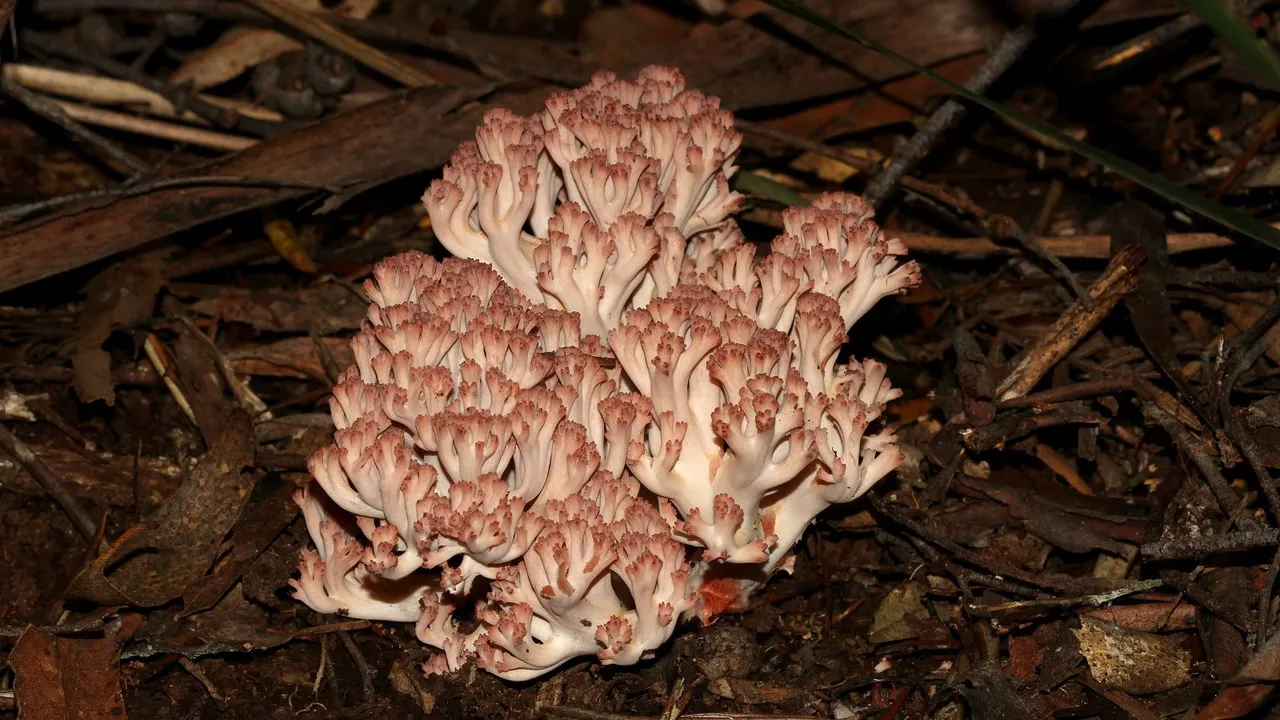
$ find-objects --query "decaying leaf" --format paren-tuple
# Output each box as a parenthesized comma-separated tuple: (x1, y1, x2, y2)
(66, 411, 256, 606)
(1224, 290, 1280, 365)
(11, 613, 142, 720)
(180, 478, 300, 616)
(169, 0, 381, 89)
(188, 584, 294, 651)
(229, 336, 354, 380)
(706, 677, 799, 704)
(67, 252, 168, 404)
(869, 581, 930, 644)
(390, 654, 437, 714)
(1190, 628, 1280, 719)
(0, 385, 36, 421)
(178, 282, 367, 335)
(1075, 617, 1190, 695)
(263, 217, 318, 273)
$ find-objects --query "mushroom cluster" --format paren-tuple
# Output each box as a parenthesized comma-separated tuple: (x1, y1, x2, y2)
(291, 65, 921, 680)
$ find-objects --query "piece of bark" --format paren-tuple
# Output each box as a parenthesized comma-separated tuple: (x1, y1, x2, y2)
(0, 85, 548, 295)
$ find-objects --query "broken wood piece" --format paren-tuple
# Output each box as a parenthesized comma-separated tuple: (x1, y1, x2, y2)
(996, 246, 1145, 401)
(1, 63, 283, 124)
(0, 422, 102, 545)
(0, 443, 182, 504)
(242, 0, 438, 88)
(1034, 443, 1094, 496)
(898, 231, 1234, 258)
(52, 99, 257, 152)
(1, 78, 152, 175)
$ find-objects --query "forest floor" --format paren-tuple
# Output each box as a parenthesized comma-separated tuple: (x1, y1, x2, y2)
(1, 1, 1279, 718)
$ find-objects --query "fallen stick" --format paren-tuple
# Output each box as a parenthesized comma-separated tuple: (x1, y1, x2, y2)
(243, 0, 438, 87)
(995, 245, 1145, 400)
(54, 99, 257, 152)
(2, 63, 283, 124)
(899, 231, 1234, 258)
(0, 85, 550, 295)
(0, 422, 101, 544)
(1, 78, 151, 175)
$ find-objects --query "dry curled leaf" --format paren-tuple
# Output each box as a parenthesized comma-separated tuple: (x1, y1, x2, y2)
(67, 252, 167, 405)
(66, 411, 256, 607)
(1075, 617, 1190, 695)
(179, 282, 366, 335)
(11, 613, 142, 720)
(169, 0, 381, 90)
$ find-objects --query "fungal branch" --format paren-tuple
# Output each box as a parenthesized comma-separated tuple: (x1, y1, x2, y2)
(291, 65, 921, 680)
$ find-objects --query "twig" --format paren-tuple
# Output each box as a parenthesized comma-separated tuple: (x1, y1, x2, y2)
(738, 118, 1110, 299)
(1088, 0, 1274, 71)
(312, 635, 329, 694)
(898, 231, 1232, 257)
(0, 175, 336, 223)
(337, 631, 375, 705)
(1, 77, 151, 175)
(32, 0, 588, 85)
(52, 98, 256, 151)
(1214, 107, 1280, 199)
(869, 494, 1080, 592)
(176, 315, 271, 418)
(0, 421, 101, 544)
(540, 709, 651, 720)
(967, 580, 1163, 616)
(1141, 529, 1280, 559)
(179, 657, 226, 705)
(996, 246, 1144, 400)
(291, 620, 370, 637)
(1145, 404, 1255, 530)
(864, 0, 1084, 205)
(996, 377, 1136, 410)
(0, 614, 110, 638)
(1, 63, 283, 126)
(22, 30, 290, 136)
(143, 334, 198, 427)
(241, 0, 438, 87)
(121, 639, 260, 660)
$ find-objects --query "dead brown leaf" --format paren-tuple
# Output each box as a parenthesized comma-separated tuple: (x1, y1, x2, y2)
(180, 479, 300, 616)
(706, 677, 799, 704)
(176, 281, 367, 334)
(170, 319, 238, 444)
(10, 613, 142, 719)
(1076, 617, 1190, 695)
(67, 252, 168, 405)
(1224, 291, 1280, 364)
(229, 336, 353, 380)
(760, 54, 987, 141)
(582, 4, 692, 68)
(66, 411, 256, 607)
(869, 581, 930, 644)
(1190, 628, 1280, 719)
(188, 584, 295, 651)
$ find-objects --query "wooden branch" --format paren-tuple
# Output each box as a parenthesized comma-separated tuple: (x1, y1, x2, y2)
(54, 99, 257, 152)
(241, 0, 438, 87)
(996, 245, 1145, 400)
(2, 63, 283, 124)
(898, 231, 1234, 258)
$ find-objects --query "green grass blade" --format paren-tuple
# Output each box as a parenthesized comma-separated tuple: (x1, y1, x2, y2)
(759, 0, 1280, 251)
(733, 170, 811, 207)
(1184, 0, 1280, 88)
